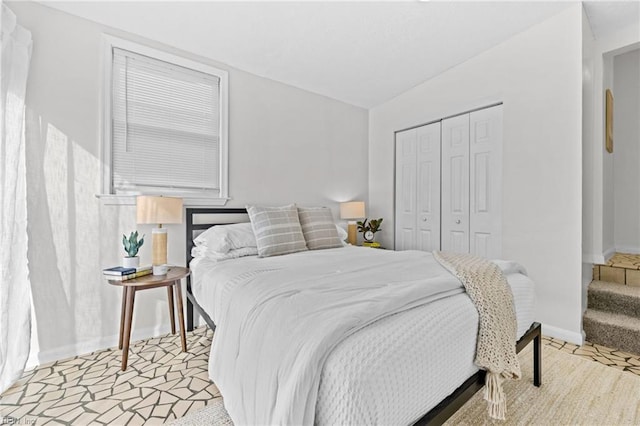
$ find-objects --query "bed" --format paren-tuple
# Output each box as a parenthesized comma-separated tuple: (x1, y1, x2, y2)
(184, 207, 541, 425)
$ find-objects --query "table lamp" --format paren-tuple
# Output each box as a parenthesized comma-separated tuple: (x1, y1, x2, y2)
(340, 201, 365, 245)
(136, 196, 183, 275)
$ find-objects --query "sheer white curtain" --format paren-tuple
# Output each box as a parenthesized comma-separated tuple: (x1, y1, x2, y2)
(0, 4, 33, 394)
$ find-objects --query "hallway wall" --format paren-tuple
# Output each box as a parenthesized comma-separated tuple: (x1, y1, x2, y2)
(613, 48, 640, 253)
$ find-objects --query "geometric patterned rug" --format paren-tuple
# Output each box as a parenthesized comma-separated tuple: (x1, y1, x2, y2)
(1, 326, 639, 425)
(0, 327, 219, 425)
(545, 335, 640, 376)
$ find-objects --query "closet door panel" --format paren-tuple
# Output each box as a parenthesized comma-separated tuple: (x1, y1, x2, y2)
(470, 105, 502, 258)
(441, 114, 470, 253)
(395, 128, 417, 250)
(416, 122, 441, 251)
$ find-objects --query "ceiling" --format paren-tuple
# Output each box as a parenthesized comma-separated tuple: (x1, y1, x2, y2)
(583, 1, 640, 39)
(39, 1, 639, 109)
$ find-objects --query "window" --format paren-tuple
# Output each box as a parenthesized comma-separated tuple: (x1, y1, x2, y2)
(102, 36, 228, 205)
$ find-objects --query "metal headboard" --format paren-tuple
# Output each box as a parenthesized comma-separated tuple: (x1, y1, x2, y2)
(185, 207, 249, 330)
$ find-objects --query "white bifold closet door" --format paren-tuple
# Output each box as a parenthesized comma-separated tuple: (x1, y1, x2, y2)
(468, 105, 503, 258)
(441, 114, 470, 253)
(395, 129, 417, 250)
(395, 122, 441, 251)
(395, 104, 502, 258)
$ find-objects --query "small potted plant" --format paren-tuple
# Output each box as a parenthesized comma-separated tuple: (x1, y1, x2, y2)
(122, 231, 144, 268)
(356, 218, 383, 243)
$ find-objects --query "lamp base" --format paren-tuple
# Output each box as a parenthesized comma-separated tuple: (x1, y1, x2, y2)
(152, 228, 168, 275)
(347, 222, 357, 245)
(153, 264, 169, 275)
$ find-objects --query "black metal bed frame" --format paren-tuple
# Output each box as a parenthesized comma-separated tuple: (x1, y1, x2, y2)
(185, 207, 248, 332)
(184, 207, 542, 425)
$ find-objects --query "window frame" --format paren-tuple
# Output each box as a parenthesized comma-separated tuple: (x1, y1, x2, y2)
(99, 35, 229, 206)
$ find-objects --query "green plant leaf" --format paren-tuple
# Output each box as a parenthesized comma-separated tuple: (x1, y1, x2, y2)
(357, 218, 369, 232)
(122, 231, 144, 257)
(367, 218, 383, 233)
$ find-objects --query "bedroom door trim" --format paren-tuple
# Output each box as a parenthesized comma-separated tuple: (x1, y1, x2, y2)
(394, 101, 503, 134)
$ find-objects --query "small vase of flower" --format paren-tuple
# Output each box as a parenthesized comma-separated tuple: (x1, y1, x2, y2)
(356, 218, 383, 243)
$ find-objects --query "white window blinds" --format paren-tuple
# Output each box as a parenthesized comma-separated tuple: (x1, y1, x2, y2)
(111, 47, 221, 195)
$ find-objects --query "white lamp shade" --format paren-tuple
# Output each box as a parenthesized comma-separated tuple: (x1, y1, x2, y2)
(136, 196, 183, 225)
(340, 201, 365, 220)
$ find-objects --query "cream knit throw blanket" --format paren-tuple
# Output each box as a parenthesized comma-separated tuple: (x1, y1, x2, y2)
(433, 251, 521, 420)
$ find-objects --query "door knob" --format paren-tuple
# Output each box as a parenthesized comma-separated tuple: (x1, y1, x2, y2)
(455, 219, 461, 224)
(422, 218, 428, 222)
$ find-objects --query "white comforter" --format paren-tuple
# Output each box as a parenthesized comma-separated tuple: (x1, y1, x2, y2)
(204, 247, 529, 426)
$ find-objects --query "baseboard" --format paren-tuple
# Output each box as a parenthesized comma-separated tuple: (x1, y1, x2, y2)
(583, 253, 606, 264)
(604, 247, 616, 262)
(26, 323, 173, 370)
(542, 323, 585, 346)
(583, 248, 618, 265)
(615, 246, 640, 255)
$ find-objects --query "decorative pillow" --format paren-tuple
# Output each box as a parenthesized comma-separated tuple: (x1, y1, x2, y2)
(297, 207, 343, 250)
(246, 204, 308, 257)
(193, 222, 256, 254)
(191, 246, 258, 261)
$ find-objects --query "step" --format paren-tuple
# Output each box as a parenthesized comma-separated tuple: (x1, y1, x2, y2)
(583, 309, 640, 356)
(594, 265, 640, 285)
(588, 280, 640, 319)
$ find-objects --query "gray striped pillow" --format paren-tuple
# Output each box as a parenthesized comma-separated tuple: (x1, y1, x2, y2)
(297, 207, 342, 250)
(246, 204, 308, 257)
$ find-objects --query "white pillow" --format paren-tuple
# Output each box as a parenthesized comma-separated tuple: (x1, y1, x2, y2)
(335, 224, 348, 243)
(193, 222, 256, 254)
(191, 246, 258, 261)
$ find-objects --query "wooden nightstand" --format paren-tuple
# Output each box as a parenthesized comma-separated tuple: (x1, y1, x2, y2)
(107, 266, 190, 370)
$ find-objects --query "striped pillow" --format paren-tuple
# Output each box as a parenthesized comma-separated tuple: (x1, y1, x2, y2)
(246, 204, 308, 257)
(297, 207, 343, 250)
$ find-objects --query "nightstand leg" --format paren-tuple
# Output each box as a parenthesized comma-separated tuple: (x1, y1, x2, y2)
(122, 287, 136, 371)
(119, 287, 127, 350)
(167, 286, 176, 335)
(174, 280, 188, 352)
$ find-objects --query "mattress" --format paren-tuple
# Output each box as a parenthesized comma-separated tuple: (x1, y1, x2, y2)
(190, 247, 535, 425)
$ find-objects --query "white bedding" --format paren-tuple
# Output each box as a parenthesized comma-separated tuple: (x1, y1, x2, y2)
(190, 246, 535, 425)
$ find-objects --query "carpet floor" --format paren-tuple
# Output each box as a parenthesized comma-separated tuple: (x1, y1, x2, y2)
(172, 344, 640, 426)
(1, 326, 639, 425)
(444, 344, 640, 425)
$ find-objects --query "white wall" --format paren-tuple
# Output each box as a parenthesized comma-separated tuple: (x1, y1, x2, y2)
(9, 1, 369, 366)
(582, 7, 596, 313)
(602, 50, 616, 259)
(613, 49, 640, 253)
(370, 5, 584, 342)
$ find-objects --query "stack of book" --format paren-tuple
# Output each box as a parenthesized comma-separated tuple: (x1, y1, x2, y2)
(362, 241, 382, 248)
(103, 265, 152, 281)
